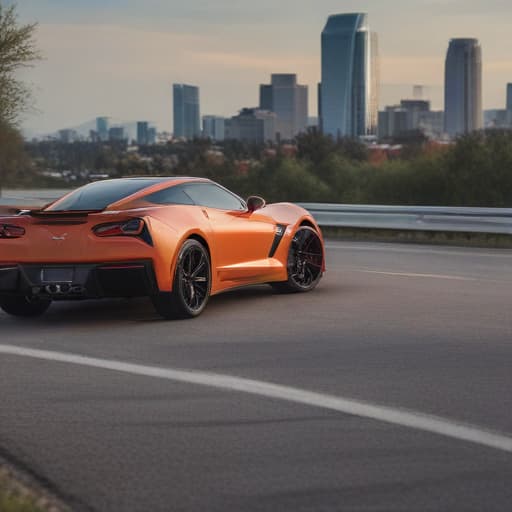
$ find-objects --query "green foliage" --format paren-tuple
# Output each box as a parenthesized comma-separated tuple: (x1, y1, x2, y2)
(0, 2, 41, 125)
(0, 119, 32, 189)
(251, 158, 331, 203)
(0, 480, 45, 512)
(0, 2, 41, 192)
(443, 132, 512, 206)
(296, 127, 368, 165)
(10, 129, 512, 208)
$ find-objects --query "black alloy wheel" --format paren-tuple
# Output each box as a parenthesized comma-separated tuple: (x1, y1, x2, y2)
(152, 239, 211, 319)
(271, 226, 323, 293)
(0, 295, 52, 317)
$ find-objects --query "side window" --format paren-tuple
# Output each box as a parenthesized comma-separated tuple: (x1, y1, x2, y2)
(144, 185, 195, 205)
(183, 183, 246, 211)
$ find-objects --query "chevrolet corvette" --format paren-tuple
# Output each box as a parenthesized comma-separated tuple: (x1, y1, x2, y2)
(0, 177, 325, 319)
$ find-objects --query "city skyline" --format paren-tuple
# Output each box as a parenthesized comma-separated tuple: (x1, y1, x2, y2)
(14, 0, 512, 135)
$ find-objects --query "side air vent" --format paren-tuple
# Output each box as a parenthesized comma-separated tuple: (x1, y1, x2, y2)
(268, 224, 287, 257)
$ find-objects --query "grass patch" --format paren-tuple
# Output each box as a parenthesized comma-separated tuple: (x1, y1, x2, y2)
(0, 468, 59, 512)
(0, 484, 45, 512)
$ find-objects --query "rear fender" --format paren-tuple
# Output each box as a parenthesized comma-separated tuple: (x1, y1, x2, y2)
(167, 229, 213, 293)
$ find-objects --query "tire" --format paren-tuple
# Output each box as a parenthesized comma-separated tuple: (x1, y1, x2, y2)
(271, 226, 323, 293)
(152, 239, 211, 319)
(0, 296, 52, 317)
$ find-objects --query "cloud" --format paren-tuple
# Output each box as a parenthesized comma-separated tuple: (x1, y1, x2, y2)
(18, 2, 512, 133)
(380, 56, 444, 85)
(189, 50, 317, 73)
(23, 23, 318, 133)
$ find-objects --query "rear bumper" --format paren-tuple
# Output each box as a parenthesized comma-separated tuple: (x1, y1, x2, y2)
(0, 261, 158, 300)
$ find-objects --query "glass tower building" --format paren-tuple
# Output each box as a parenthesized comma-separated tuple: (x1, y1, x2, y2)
(136, 121, 149, 145)
(96, 117, 109, 142)
(173, 84, 200, 140)
(320, 13, 379, 138)
(444, 39, 482, 137)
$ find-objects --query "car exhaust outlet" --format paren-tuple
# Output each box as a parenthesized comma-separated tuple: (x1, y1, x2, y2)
(45, 284, 69, 294)
(60, 284, 71, 294)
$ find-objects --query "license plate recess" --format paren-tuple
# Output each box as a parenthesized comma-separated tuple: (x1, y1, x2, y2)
(41, 268, 74, 283)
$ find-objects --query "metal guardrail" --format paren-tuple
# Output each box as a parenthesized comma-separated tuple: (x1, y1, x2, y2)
(1, 191, 511, 235)
(299, 204, 512, 235)
(0, 189, 71, 205)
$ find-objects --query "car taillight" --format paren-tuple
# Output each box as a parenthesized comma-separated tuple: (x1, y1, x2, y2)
(93, 219, 145, 237)
(0, 224, 26, 239)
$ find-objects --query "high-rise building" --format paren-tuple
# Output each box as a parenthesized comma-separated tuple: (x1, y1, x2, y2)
(202, 116, 225, 141)
(320, 13, 379, 138)
(58, 129, 77, 144)
(484, 109, 508, 129)
(418, 111, 445, 139)
(378, 100, 445, 140)
(96, 117, 109, 142)
(173, 84, 200, 140)
(377, 107, 408, 139)
(259, 74, 308, 140)
(400, 100, 430, 132)
(148, 127, 157, 145)
(506, 84, 512, 126)
(224, 108, 276, 144)
(137, 121, 149, 145)
(444, 38, 482, 137)
(506, 83, 512, 110)
(108, 126, 125, 142)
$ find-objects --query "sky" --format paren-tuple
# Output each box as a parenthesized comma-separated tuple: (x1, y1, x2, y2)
(12, 0, 512, 135)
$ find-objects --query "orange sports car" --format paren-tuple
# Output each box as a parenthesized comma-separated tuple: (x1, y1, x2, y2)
(0, 177, 325, 319)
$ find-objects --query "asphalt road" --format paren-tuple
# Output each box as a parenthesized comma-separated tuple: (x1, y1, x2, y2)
(1, 241, 512, 511)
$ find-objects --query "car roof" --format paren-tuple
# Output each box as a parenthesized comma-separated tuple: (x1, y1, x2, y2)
(107, 177, 212, 209)
(45, 177, 212, 212)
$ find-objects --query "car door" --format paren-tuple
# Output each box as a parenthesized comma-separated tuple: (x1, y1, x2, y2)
(182, 182, 277, 283)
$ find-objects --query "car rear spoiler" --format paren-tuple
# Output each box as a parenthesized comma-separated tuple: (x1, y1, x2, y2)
(27, 209, 103, 218)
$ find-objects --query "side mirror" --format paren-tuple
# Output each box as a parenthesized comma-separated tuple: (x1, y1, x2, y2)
(246, 196, 266, 213)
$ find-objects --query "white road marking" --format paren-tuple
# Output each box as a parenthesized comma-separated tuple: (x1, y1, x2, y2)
(1, 343, 512, 454)
(348, 269, 477, 281)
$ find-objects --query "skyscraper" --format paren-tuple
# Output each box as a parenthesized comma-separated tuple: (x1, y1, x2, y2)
(320, 13, 379, 138)
(259, 74, 308, 140)
(108, 126, 125, 142)
(137, 121, 149, 145)
(96, 117, 109, 142)
(444, 38, 482, 136)
(506, 83, 512, 127)
(173, 84, 200, 140)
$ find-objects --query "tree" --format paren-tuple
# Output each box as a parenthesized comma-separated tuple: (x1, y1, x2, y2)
(0, 118, 31, 188)
(0, 2, 40, 125)
(0, 2, 40, 194)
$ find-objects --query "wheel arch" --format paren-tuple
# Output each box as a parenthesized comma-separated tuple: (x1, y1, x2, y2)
(168, 230, 213, 292)
(299, 219, 316, 230)
(187, 233, 211, 259)
(295, 219, 326, 273)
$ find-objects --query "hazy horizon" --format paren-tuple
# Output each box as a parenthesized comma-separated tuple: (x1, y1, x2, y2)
(13, 0, 512, 135)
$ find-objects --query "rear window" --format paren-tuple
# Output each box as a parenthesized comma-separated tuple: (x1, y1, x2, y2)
(46, 179, 168, 211)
